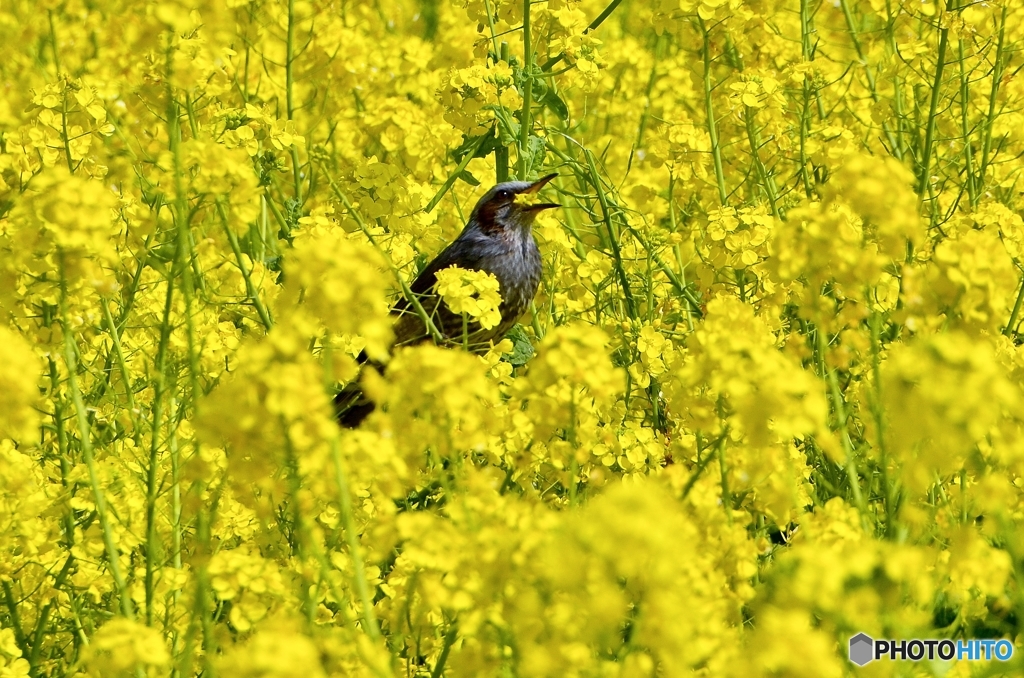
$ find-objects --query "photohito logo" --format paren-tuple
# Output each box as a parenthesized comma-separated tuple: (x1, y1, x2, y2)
(848, 633, 1014, 666)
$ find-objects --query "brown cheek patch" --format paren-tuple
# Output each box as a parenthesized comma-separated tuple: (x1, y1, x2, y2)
(477, 201, 507, 236)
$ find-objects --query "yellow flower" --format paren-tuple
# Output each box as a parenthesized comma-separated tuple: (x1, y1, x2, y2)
(434, 265, 503, 330)
(0, 328, 39, 442)
(282, 228, 394, 361)
(80, 618, 170, 677)
(576, 250, 610, 284)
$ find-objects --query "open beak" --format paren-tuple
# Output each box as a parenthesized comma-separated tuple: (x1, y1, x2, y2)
(519, 173, 558, 195)
(522, 202, 561, 212)
(518, 173, 560, 211)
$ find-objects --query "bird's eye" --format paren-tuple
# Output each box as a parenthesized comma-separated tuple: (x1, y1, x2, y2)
(496, 189, 512, 201)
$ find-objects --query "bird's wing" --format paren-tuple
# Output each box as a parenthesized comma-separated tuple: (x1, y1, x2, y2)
(391, 241, 466, 313)
(391, 241, 494, 349)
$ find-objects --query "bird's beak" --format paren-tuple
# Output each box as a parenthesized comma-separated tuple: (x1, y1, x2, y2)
(518, 173, 560, 211)
(519, 173, 558, 194)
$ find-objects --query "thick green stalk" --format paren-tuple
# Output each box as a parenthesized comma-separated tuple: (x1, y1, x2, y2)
(917, 5, 951, 196)
(47, 10, 61, 74)
(430, 622, 459, 678)
(518, 0, 534, 179)
(958, 40, 977, 206)
(59, 261, 133, 619)
(2, 582, 29, 662)
(145, 243, 177, 625)
(168, 397, 183, 572)
(49, 358, 77, 546)
(495, 41, 511, 183)
(286, 0, 302, 201)
(977, 6, 1007, 194)
(166, 61, 207, 673)
(699, 19, 728, 205)
(797, 0, 816, 196)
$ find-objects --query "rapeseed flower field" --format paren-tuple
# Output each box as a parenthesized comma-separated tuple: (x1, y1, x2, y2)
(2, 0, 1024, 674)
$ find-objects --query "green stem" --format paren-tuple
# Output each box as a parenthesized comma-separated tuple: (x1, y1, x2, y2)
(2, 581, 29, 661)
(743, 108, 781, 219)
(816, 326, 866, 515)
(330, 436, 383, 641)
(917, 4, 951, 197)
(977, 5, 1007, 194)
(869, 312, 895, 537)
(281, 426, 316, 625)
(496, 41, 511, 183)
(958, 40, 977, 206)
(286, 0, 303, 202)
(717, 428, 731, 523)
(699, 19, 727, 206)
(145, 242, 177, 626)
(49, 357, 77, 547)
(168, 396, 183, 571)
(838, 0, 901, 157)
(541, 0, 624, 71)
(518, 0, 534, 179)
(1005, 274, 1024, 337)
(60, 89, 75, 173)
(323, 171, 446, 343)
(59, 259, 134, 620)
(430, 622, 459, 678)
(483, 0, 500, 58)
(217, 200, 274, 330)
(425, 133, 486, 213)
(798, 0, 815, 196)
(585, 149, 637, 317)
(47, 10, 61, 74)
(101, 299, 138, 426)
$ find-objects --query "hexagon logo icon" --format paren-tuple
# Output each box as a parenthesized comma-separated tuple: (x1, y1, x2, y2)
(849, 632, 874, 666)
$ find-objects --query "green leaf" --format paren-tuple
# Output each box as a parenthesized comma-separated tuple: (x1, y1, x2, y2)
(484, 105, 520, 146)
(149, 241, 177, 264)
(542, 88, 569, 121)
(452, 130, 500, 163)
(523, 134, 547, 177)
(504, 324, 535, 367)
(457, 169, 481, 186)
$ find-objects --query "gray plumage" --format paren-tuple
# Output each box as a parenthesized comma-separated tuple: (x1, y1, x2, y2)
(335, 174, 559, 426)
(391, 176, 556, 351)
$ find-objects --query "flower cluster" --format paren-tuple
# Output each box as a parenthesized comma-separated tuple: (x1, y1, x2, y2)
(434, 266, 503, 330)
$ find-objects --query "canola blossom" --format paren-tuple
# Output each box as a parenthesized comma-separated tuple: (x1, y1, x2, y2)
(2, 0, 1024, 675)
(434, 266, 504, 331)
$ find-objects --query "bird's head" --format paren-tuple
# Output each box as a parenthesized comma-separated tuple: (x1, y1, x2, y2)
(470, 173, 560, 236)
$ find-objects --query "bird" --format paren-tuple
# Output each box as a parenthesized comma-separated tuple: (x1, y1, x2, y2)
(334, 173, 560, 427)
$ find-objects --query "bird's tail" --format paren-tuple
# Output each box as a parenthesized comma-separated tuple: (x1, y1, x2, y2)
(333, 383, 375, 427)
(333, 354, 384, 428)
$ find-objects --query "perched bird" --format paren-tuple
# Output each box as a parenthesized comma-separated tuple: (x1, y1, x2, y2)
(335, 173, 559, 426)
